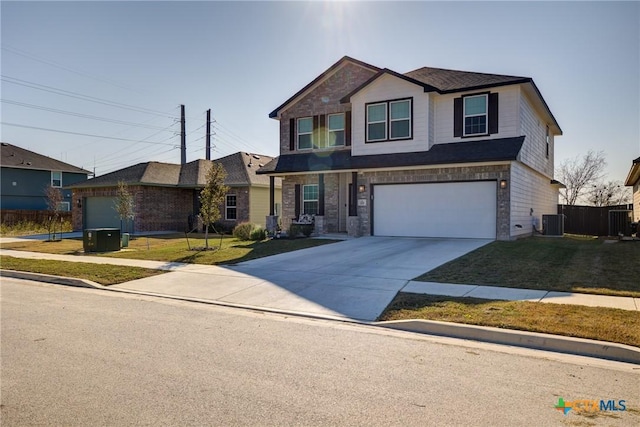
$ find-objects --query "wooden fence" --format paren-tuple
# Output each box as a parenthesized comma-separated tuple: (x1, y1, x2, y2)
(557, 204, 634, 236)
(0, 209, 72, 226)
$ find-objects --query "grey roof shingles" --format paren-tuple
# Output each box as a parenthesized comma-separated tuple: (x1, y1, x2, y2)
(1, 142, 91, 174)
(69, 152, 280, 189)
(257, 136, 525, 175)
(403, 66, 530, 93)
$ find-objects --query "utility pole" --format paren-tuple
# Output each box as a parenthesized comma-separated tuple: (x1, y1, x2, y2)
(180, 104, 186, 165)
(206, 109, 211, 160)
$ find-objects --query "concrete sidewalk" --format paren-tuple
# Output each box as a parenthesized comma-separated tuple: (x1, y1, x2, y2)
(1, 247, 637, 312)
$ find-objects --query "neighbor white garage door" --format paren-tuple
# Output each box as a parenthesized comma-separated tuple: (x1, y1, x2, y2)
(373, 181, 497, 239)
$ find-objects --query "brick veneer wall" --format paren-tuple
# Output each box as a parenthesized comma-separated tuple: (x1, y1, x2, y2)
(217, 187, 250, 230)
(279, 62, 377, 154)
(72, 185, 196, 232)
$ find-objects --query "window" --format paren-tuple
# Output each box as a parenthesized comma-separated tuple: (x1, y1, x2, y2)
(366, 98, 412, 142)
(51, 171, 62, 187)
(545, 125, 550, 159)
(57, 201, 70, 212)
(366, 103, 387, 141)
(463, 94, 488, 136)
(389, 100, 411, 139)
(302, 184, 318, 215)
(226, 195, 237, 220)
(327, 113, 345, 147)
(297, 117, 313, 150)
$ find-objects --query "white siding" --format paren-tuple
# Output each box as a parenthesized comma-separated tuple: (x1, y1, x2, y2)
(510, 162, 559, 238)
(519, 91, 554, 177)
(351, 74, 429, 156)
(633, 182, 640, 222)
(433, 85, 520, 145)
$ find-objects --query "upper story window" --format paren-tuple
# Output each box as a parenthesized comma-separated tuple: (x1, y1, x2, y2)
(51, 171, 62, 187)
(302, 184, 318, 215)
(454, 92, 498, 138)
(225, 194, 237, 220)
(297, 117, 313, 150)
(366, 98, 412, 143)
(545, 125, 550, 159)
(463, 94, 488, 136)
(327, 113, 345, 147)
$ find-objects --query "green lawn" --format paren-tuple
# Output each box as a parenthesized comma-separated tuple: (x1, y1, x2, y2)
(415, 236, 640, 297)
(1, 233, 340, 265)
(379, 293, 640, 348)
(0, 256, 165, 285)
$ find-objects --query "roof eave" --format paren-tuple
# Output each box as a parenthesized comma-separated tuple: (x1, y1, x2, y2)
(624, 158, 640, 186)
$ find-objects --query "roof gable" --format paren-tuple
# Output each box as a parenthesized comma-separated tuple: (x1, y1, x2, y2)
(1, 142, 91, 174)
(269, 56, 380, 119)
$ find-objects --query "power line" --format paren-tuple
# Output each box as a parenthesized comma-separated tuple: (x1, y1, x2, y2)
(1, 99, 176, 131)
(1, 122, 176, 146)
(1, 75, 175, 117)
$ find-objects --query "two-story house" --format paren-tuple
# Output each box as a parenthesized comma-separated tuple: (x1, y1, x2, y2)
(258, 56, 562, 240)
(1, 142, 90, 211)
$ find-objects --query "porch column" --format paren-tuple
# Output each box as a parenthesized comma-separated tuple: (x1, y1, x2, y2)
(269, 176, 275, 216)
(318, 173, 325, 216)
(349, 171, 358, 216)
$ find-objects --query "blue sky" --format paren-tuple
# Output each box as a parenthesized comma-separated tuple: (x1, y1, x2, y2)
(1, 1, 638, 184)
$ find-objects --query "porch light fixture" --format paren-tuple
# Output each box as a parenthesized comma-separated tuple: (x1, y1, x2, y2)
(500, 179, 508, 189)
(358, 184, 366, 193)
(77, 199, 82, 208)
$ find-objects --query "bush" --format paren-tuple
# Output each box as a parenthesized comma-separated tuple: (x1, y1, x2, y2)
(250, 226, 267, 241)
(288, 223, 313, 238)
(233, 222, 254, 241)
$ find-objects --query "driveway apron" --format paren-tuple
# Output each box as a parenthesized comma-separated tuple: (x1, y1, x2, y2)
(113, 237, 491, 321)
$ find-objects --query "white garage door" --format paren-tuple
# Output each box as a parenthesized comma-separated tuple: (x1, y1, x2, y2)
(373, 181, 497, 239)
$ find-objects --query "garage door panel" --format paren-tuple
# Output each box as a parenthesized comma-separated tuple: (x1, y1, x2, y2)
(85, 197, 120, 229)
(373, 182, 496, 239)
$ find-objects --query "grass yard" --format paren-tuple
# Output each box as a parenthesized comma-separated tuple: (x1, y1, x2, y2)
(1, 233, 339, 265)
(379, 293, 640, 348)
(415, 236, 640, 297)
(0, 256, 165, 285)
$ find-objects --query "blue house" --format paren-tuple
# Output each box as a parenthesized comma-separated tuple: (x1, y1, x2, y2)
(1, 142, 91, 211)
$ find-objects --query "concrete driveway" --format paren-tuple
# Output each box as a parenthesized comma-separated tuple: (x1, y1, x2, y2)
(113, 237, 492, 321)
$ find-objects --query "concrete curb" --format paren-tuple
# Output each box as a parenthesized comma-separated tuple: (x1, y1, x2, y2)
(5, 269, 639, 365)
(0, 270, 104, 289)
(377, 319, 640, 365)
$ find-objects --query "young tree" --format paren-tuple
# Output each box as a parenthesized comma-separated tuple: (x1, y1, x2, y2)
(114, 181, 135, 233)
(556, 150, 607, 205)
(199, 162, 228, 249)
(44, 185, 63, 241)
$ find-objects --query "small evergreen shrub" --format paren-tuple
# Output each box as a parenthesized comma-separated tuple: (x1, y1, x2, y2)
(250, 226, 267, 241)
(233, 222, 254, 241)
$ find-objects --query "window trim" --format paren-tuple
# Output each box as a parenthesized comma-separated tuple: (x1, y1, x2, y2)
(327, 113, 345, 147)
(51, 171, 62, 188)
(302, 184, 318, 215)
(297, 117, 313, 150)
(57, 201, 70, 212)
(365, 97, 413, 143)
(462, 93, 489, 137)
(225, 194, 237, 220)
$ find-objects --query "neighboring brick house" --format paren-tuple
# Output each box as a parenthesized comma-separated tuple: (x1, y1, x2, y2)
(1, 142, 90, 212)
(625, 156, 640, 222)
(69, 152, 281, 232)
(258, 56, 563, 240)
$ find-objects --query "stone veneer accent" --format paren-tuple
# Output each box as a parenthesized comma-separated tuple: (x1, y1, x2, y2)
(280, 164, 513, 240)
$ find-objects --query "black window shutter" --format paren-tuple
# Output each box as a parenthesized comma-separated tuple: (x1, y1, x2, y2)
(318, 174, 325, 216)
(345, 111, 352, 146)
(488, 93, 499, 134)
(294, 184, 301, 218)
(289, 118, 295, 151)
(313, 115, 319, 148)
(453, 97, 463, 137)
(319, 114, 326, 148)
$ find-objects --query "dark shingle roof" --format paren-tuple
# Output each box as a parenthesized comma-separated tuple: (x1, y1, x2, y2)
(69, 153, 281, 189)
(404, 67, 530, 93)
(257, 136, 525, 174)
(1, 142, 91, 174)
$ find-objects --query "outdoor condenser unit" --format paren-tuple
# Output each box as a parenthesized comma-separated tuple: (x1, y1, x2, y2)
(542, 214, 564, 236)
